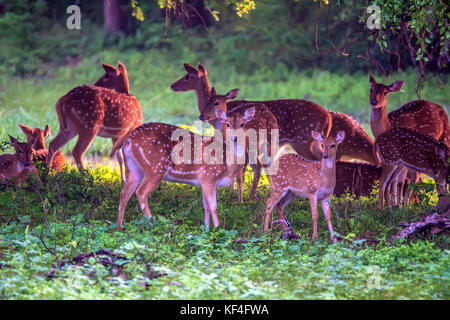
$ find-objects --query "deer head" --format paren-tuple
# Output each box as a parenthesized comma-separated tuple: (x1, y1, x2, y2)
(200, 87, 239, 123)
(9, 135, 35, 168)
(311, 130, 345, 160)
(215, 106, 256, 143)
(170, 63, 208, 92)
(369, 74, 404, 109)
(19, 124, 51, 151)
(94, 61, 130, 95)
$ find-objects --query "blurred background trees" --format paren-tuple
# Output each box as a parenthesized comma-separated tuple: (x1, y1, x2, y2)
(0, 0, 448, 90)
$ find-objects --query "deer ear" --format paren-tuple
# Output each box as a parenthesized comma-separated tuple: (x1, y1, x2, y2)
(336, 131, 346, 144)
(102, 63, 118, 75)
(117, 61, 127, 72)
(311, 131, 323, 142)
(211, 87, 216, 96)
(184, 63, 199, 75)
(197, 63, 207, 74)
(9, 135, 18, 145)
(388, 80, 404, 92)
(215, 109, 227, 123)
(44, 124, 51, 137)
(243, 107, 255, 123)
(369, 73, 376, 86)
(226, 88, 239, 100)
(19, 124, 33, 136)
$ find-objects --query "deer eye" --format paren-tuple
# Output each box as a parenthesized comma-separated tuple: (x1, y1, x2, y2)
(383, 91, 388, 95)
(214, 102, 219, 106)
(331, 144, 336, 148)
(240, 123, 244, 128)
(321, 144, 324, 148)
(226, 123, 230, 128)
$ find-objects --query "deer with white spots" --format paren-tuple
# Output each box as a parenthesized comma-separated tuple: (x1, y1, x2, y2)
(375, 127, 449, 209)
(328, 111, 377, 164)
(369, 74, 449, 207)
(171, 63, 332, 200)
(264, 130, 345, 243)
(19, 124, 67, 171)
(46, 62, 143, 183)
(0, 135, 40, 184)
(109, 89, 259, 231)
(206, 88, 279, 202)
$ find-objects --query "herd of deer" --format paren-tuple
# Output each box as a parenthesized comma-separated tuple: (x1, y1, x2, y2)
(0, 62, 448, 242)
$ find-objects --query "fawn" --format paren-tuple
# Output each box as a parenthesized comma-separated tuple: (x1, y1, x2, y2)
(207, 88, 279, 201)
(264, 130, 345, 243)
(19, 124, 66, 171)
(369, 74, 449, 207)
(47, 62, 143, 183)
(375, 127, 449, 209)
(0, 135, 40, 184)
(110, 89, 257, 231)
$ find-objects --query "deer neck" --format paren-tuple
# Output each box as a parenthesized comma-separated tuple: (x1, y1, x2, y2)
(370, 104, 391, 138)
(195, 77, 212, 113)
(320, 156, 336, 189)
(33, 139, 47, 151)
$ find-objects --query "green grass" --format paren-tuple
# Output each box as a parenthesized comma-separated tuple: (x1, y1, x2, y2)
(0, 165, 448, 299)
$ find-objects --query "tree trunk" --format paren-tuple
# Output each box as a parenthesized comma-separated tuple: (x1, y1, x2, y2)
(103, 0, 125, 33)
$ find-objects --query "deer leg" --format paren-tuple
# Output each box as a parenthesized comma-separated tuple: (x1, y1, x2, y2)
(236, 167, 244, 203)
(309, 194, 319, 240)
(112, 137, 126, 184)
(396, 168, 408, 207)
(379, 165, 396, 210)
(274, 191, 295, 231)
(72, 129, 99, 172)
(249, 163, 261, 200)
(135, 174, 164, 221)
(117, 169, 142, 231)
(275, 191, 299, 239)
(264, 190, 286, 233)
(321, 196, 336, 243)
(47, 128, 76, 168)
(201, 184, 219, 231)
(405, 171, 420, 205)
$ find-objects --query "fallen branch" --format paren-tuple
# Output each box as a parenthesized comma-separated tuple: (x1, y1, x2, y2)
(394, 212, 450, 239)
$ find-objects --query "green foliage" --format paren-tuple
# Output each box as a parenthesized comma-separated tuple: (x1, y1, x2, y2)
(369, 0, 449, 70)
(0, 163, 448, 299)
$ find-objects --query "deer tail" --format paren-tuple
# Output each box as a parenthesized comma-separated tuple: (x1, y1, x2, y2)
(55, 98, 68, 131)
(110, 131, 134, 158)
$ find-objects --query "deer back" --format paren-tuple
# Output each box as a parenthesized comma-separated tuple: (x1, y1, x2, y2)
(376, 127, 448, 178)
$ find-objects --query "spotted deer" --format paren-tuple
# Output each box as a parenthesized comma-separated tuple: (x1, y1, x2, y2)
(264, 130, 345, 243)
(375, 127, 449, 209)
(171, 63, 332, 200)
(47, 62, 143, 183)
(0, 135, 40, 184)
(207, 88, 279, 201)
(369, 74, 450, 206)
(109, 89, 257, 231)
(19, 124, 67, 171)
(328, 111, 377, 164)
